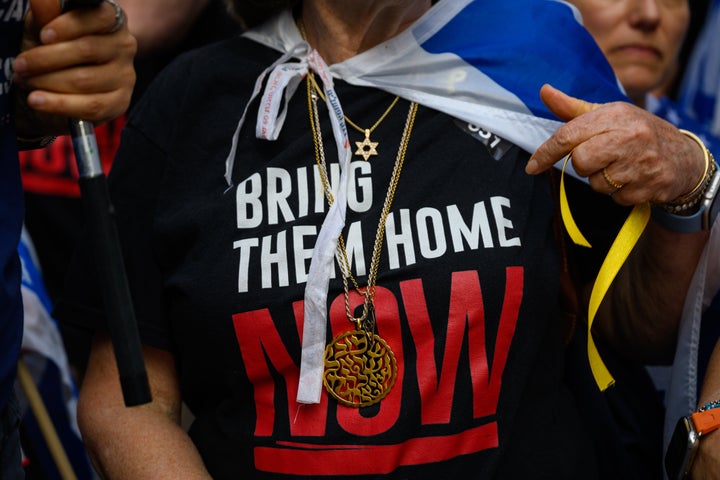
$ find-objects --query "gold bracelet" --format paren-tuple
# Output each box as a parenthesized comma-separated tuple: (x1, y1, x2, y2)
(661, 129, 716, 214)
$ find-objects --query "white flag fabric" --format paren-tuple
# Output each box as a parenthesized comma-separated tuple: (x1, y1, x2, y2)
(228, 0, 630, 404)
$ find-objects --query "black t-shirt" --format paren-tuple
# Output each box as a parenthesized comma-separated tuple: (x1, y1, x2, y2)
(57, 36, 631, 479)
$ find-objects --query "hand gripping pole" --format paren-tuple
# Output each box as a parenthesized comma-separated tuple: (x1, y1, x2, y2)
(65, 0, 151, 406)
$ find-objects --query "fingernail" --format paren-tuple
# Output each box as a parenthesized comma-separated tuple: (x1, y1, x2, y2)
(12, 57, 27, 75)
(525, 159, 538, 174)
(40, 28, 57, 44)
(27, 92, 46, 107)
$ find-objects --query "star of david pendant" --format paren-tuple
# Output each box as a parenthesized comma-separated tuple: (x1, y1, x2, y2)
(354, 129, 379, 160)
(323, 330, 397, 407)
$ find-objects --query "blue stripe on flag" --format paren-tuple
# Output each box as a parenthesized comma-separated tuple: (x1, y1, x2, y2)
(421, 0, 628, 119)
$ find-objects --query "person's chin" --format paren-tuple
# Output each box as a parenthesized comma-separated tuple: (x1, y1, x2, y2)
(616, 69, 664, 97)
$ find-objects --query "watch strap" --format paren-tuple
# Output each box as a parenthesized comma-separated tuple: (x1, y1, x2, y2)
(652, 170, 720, 233)
(691, 408, 720, 435)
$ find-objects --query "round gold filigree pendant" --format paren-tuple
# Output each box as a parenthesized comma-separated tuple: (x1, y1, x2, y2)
(323, 330, 397, 407)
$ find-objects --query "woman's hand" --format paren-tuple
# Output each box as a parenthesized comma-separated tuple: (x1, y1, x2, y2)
(13, 0, 137, 137)
(526, 84, 710, 363)
(526, 84, 707, 207)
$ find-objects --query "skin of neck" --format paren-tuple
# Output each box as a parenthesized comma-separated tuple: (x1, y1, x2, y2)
(301, 0, 433, 64)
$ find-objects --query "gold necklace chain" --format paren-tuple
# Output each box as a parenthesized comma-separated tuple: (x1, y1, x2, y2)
(307, 78, 366, 299)
(307, 74, 419, 407)
(307, 72, 400, 160)
(307, 75, 417, 326)
(297, 17, 400, 160)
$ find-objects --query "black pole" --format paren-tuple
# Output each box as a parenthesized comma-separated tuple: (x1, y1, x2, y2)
(70, 120, 151, 406)
(64, 0, 151, 406)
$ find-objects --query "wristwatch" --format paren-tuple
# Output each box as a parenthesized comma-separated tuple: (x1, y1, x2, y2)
(653, 170, 720, 233)
(665, 406, 720, 479)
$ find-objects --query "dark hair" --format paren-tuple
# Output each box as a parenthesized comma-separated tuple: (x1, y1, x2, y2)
(225, 0, 299, 28)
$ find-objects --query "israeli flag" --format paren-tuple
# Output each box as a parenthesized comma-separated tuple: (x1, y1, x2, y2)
(241, 0, 628, 161)
(15, 228, 97, 479)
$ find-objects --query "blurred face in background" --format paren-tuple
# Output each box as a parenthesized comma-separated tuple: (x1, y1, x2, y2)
(568, 0, 689, 104)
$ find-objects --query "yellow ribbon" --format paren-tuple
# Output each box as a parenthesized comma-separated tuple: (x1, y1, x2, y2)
(559, 154, 651, 390)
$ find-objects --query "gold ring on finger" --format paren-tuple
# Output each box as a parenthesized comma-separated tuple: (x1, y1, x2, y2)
(602, 167, 624, 192)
